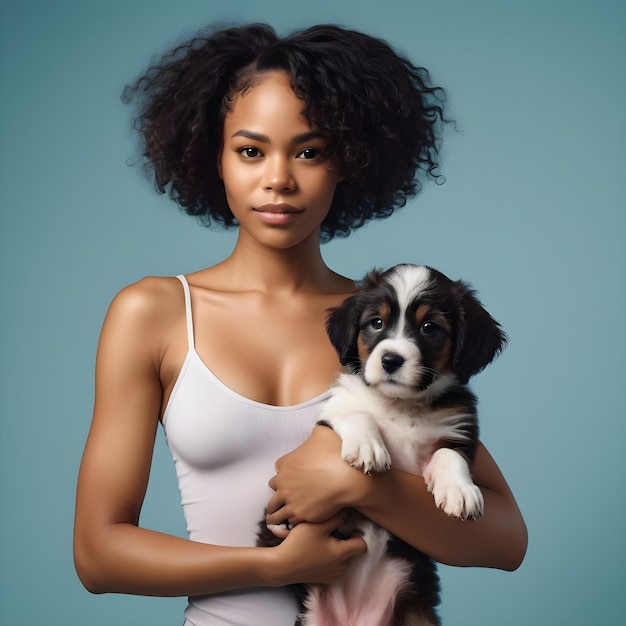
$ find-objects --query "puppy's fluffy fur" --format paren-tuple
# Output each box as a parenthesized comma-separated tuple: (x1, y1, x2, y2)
(258, 264, 507, 626)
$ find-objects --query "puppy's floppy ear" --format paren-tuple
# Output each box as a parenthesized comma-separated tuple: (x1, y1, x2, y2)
(452, 281, 507, 384)
(325, 268, 383, 370)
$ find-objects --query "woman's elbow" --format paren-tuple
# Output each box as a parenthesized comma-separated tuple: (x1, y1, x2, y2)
(73, 531, 114, 594)
(498, 513, 528, 572)
(74, 548, 105, 594)
(74, 555, 105, 594)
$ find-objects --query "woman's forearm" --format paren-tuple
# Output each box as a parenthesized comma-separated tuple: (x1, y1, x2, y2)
(74, 522, 275, 596)
(74, 514, 366, 597)
(356, 465, 527, 570)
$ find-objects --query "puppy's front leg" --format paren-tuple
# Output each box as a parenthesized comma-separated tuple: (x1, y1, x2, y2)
(317, 374, 391, 475)
(318, 409, 391, 475)
(423, 448, 484, 519)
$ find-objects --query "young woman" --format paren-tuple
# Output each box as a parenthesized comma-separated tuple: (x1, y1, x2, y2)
(73, 23, 527, 625)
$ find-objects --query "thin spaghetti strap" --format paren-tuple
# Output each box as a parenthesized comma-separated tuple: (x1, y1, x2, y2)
(175, 275, 195, 351)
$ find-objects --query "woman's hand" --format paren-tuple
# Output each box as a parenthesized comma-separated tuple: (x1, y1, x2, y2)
(266, 426, 369, 526)
(268, 515, 367, 586)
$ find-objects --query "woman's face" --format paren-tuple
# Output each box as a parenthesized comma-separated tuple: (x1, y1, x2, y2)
(218, 71, 342, 249)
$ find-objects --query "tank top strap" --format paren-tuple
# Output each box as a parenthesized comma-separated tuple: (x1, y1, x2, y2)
(175, 275, 195, 351)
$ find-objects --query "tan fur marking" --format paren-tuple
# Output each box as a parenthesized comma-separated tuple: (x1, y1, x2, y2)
(414, 307, 454, 373)
(414, 304, 430, 325)
(357, 301, 390, 362)
(431, 339, 452, 373)
(357, 333, 369, 362)
(379, 301, 391, 324)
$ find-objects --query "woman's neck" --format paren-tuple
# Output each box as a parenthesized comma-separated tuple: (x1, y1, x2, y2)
(216, 232, 349, 296)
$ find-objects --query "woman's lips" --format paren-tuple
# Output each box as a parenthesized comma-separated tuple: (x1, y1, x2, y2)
(253, 203, 303, 224)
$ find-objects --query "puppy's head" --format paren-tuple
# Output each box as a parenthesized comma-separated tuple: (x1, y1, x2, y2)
(327, 264, 507, 398)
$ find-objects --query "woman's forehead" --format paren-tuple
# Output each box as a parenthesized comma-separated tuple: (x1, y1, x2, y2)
(223, 71, 313, 140)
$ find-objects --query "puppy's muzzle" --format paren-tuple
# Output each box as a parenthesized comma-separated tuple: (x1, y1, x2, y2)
(382, 352, 405, 374)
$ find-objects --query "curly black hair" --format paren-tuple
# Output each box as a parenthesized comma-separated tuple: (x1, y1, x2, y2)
(123, 23, 447, 241)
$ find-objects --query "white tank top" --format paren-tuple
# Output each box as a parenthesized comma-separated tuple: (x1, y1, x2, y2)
(162, 275, 330, 625)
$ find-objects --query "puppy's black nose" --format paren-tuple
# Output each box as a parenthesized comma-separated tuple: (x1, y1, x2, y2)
(382, 352, 404, 374)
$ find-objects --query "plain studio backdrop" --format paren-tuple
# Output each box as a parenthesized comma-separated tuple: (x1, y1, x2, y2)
(1, 1, 624, 624)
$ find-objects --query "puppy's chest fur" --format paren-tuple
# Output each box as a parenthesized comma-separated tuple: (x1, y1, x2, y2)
(324, 373, 478, 476)
(388, 402, 475, 477)
(378, 406, 456, 475)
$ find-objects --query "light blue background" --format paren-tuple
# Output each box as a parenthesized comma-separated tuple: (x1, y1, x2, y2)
(1, 1, 624, 624)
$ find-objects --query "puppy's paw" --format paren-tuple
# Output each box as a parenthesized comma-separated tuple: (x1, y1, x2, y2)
(265, 522, 292, 539)
(428, 480, 484, 519)
(341, 438, 391, 474)
(424, 447, 484, 519)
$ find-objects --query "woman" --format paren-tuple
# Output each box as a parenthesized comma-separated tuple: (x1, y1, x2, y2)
(74, 23, 527, 625)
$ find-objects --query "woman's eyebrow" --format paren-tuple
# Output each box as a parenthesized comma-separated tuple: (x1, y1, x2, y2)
(230, 129, 323, 144)
(292, 131, 324, 143)
(231, 129, 270, 142)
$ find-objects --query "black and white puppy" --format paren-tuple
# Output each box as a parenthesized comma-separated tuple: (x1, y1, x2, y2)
(260, 264, 507, 626)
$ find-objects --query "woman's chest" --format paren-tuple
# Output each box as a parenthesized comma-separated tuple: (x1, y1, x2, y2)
(187, 290, 344, 407)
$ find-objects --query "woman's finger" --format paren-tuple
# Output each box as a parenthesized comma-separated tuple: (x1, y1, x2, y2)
(265, 489, 285, 516)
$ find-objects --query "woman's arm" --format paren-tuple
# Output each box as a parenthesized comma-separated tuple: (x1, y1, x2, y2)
(74, 280, 365, 596)
(267, 426, 527, 571)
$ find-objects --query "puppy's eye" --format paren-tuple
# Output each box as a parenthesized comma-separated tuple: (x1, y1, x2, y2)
(369, 318, 384, 331)
(421, 321, 439, 335)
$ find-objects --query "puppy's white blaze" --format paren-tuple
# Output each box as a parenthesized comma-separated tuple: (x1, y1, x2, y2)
(302, 523, 411, 626)
(388, 265, 432, 325)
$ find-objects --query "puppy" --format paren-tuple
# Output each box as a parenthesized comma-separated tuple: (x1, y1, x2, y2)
(259, 264, 507, 626)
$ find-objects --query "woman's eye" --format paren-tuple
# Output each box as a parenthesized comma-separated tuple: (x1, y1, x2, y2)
(297, 148, 320, 159)
(369, 318, 384, 331)
(240, 147, 261, 158)
(421, 321, 439, 335)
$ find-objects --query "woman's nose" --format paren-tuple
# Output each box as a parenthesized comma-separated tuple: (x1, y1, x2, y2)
(263, 157, 296, 192)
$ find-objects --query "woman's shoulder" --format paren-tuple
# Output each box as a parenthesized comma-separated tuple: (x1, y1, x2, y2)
(105, 275, 185, 330)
